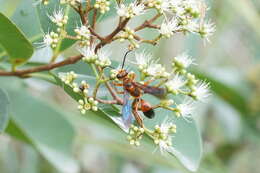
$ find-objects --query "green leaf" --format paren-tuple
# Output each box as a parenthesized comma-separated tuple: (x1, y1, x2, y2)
(0, 13, 34, 65)
(5, 88, 78, 173)
(193, 70, 260, 136)
(0, 88, 10, 132)
(52, 71, 202, 172)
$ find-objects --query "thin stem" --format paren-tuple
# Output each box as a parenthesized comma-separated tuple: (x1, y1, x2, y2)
(93, 81, 101, 98)
(91, 64, 99, 78)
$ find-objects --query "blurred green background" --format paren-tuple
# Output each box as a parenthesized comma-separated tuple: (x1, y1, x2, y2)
(1, 0, 260, 173)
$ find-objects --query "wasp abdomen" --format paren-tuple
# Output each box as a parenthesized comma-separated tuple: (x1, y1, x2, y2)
(140, 99, 155, 119)
(143, 109, 155, 119)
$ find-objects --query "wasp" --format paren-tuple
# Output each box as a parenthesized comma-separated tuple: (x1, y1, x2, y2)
(113, 51, 166, 128)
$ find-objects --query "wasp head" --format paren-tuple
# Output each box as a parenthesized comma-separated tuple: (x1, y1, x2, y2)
(116, 69, 128, 80)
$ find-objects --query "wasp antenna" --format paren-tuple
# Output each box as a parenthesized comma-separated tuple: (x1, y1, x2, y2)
(121, 50, 132, 69)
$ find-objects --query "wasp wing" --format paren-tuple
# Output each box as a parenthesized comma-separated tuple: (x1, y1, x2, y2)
(135, 82, 167, 99)
(122, 91, 134, 128)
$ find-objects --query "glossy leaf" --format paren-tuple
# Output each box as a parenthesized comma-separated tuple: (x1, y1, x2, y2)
(193, 70, 260, 135)
(0, 13, 34, 65)
(0, 88, 10, 132)
(5, 88, 78, 173)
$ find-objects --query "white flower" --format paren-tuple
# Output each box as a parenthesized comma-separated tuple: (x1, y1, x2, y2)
(59, 71, 77, 85)
(94, 0, 110, 14)
(74, 25, 91, 46)
(173, 52, 194, 69)
(133, 51, 154, 70)
(182, 20, 199, 33)
(169, 0, 184, 15)
(176, 99, 195, 119)
(117, 4, 128, 17)
(165, 74, 185, 94)
(160, 0, 172, 12)
(75, 25, 90, 39)
(48, 8, 68, 27)
(132, 2, 145, 16)
(78, 46, 97, 63)
(43, 33, 53, 46)
(191, 81, 210, 101)
(199, 20, 216, 42)
(42, 31, 59, 48)
(117, 1, 145, 18)
(96, 49, 111, 67)
(183, 0, 201, 17)
(147, 64, 170, 78)
(153, 118, 176, 153)
(159, 18, 179, 38)
(78, 97, 98, 114)
(146, 0, 171, 13)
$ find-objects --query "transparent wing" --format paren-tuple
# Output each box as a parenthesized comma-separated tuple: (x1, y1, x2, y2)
(122, 91, 134, 128)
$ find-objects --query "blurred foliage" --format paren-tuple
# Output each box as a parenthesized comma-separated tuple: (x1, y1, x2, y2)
(0, 0, 260, 173)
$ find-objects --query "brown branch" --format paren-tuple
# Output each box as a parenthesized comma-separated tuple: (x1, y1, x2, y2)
(89, 27, 105, 41)
(0, 55, 83, 77)
(134, 13, 161, 32)
(78, 4, 87, 25)
(105, 82, 123, 104)
(90, 9, 98, 44)
(133, 34, 160, 45)
(95, 18, 130, 52)
(92, 9, 98, 29)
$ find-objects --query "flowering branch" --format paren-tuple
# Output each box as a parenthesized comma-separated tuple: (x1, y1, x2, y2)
(0, 0, 216, 154)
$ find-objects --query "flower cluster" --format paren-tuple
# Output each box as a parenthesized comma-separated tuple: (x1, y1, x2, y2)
(127, 125, 145, 146)
(117, 1, 145, 18)
(79, 47, 111, 68)
(152, 120, 177, 153)
(159, 18, 178, 38)
(59, 71, 77, 85)
(134, 52, 170, 79)
(145, 0, 170, 13)
(94, 0, 110, 14)
(73, 80, 89, 96)
(37, 0, 214, 155)
(48, 8, 68, 27)
(132, 51, 210, 119)
(118, 27, 139, 49)
(74, 25, 91, 47)
(78, 97, 98, 114)
(43, 31, 59, 48)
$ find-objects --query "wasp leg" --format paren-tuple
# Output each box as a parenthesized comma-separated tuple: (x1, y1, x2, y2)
(143, 79, 154, 85)
(132, 98, 144, 127)
(116, 91, 124, 94)
(111, 82, 124, 94)
(112, 82, 123, 86)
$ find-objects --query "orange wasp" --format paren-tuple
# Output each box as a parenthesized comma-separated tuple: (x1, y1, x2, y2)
(113, 51, 166, 128)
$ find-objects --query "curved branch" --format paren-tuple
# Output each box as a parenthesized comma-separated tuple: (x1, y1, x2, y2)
(0, 55, 83, 77)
